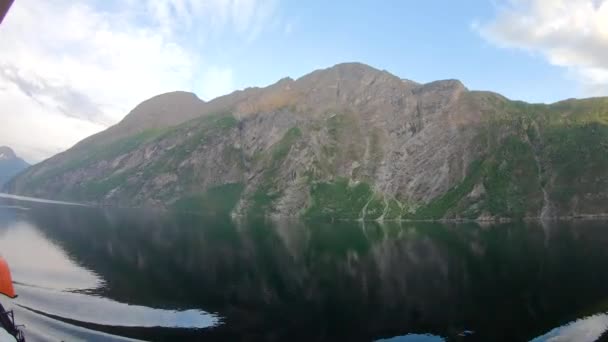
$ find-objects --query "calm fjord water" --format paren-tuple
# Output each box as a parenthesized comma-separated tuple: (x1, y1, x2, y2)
(1, 194, 608, 341)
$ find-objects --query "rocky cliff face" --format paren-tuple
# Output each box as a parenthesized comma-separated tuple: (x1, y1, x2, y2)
(5, 63, 608, 220)
(0, 146, 29, 186)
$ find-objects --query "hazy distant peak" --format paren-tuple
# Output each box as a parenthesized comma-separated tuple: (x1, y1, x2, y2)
(0, 146, 17, 160)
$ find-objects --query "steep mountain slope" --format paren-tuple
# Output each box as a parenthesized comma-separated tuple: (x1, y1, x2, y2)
(0, 146, 29, 186)
(5, 63, 608, 220)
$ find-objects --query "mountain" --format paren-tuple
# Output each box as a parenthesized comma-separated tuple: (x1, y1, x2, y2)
(0, 146, 29, 187)
(5, 63, 608, 220)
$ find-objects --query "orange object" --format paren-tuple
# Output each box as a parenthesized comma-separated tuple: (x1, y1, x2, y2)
(0, 257, 16, 298)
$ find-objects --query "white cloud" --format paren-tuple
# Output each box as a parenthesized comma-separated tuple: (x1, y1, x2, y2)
(0, 0, 280, 163)
(0, 80, 106, 163)
(477, 0, 608, 97)
(141, 0, 278, 42)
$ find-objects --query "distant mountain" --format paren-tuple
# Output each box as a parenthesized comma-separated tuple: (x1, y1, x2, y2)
(0, 146, 29, 186)
(5, 62, 608, 220)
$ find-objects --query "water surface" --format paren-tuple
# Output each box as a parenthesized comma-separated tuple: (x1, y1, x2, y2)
(1, 194, 608, 341)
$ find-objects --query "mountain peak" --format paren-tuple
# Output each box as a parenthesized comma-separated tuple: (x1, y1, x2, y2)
(116, 91, 206, 131)
(0, 146, 17, 160)
(123, 91, 204, 121)
(302, 62, 386, 80)
(416, 79, 467, 96)
(329, 62, 383, 73)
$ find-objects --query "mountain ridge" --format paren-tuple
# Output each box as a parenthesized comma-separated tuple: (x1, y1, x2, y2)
(5, 62, 608, 221)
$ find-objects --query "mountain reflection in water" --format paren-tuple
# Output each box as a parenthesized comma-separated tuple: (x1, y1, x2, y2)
(1, 195, 608, 341)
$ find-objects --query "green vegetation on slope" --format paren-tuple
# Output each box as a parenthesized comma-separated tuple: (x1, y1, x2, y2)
(81, 172, 133, 199)
(249, 127, 302, 216)
(412, 134, 543, 220)
(481, 135, 543, 218)
(412, 97, 608, 220)
(544, 123, 608, 210)
(413, 160, 484, 220)
(317, 113, 365, 175)
(22, 128, 168, 195)
(305, 177, 382, 219)
(45, 113, 240, 202)
(142, 114, 240, 184)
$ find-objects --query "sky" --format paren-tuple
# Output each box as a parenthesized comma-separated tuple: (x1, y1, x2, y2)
(0, 0, 607, 163)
